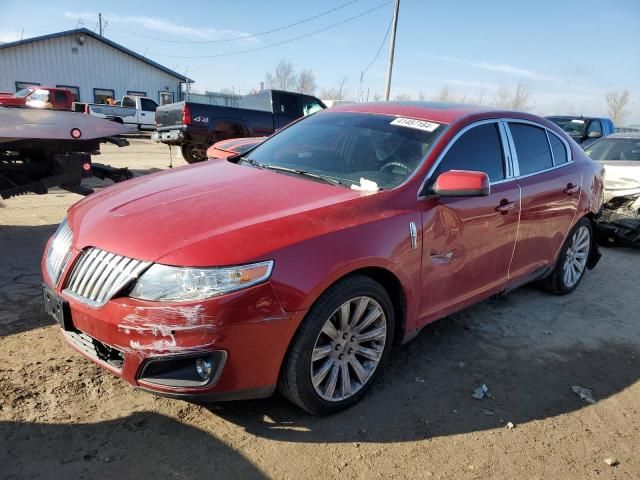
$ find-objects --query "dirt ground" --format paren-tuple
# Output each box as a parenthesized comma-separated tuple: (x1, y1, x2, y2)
(1, 138, 638, 479)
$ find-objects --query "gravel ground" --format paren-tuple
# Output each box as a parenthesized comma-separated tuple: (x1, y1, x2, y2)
(1, 139, 638, 479)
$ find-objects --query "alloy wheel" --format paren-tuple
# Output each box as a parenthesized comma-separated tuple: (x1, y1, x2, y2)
(563, 225, 590, 288)
(310, 296, 387, 402)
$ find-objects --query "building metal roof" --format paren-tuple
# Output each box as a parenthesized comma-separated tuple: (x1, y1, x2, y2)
(0, 28, 192, 82)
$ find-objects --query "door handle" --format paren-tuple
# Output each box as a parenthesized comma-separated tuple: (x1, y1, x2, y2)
(563, 183, 581, 195)
(495, 200, 516, 214)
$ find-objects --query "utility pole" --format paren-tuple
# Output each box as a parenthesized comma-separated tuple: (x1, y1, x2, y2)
(384, 0, 400, 101)
(99, 13, 103, 36)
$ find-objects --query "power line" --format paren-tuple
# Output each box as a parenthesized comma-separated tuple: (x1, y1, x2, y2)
(359, 15, 392, 101)
(146, 1, 391, 59)
(108, 0, 362, 44)
(361, 17, 392, 80)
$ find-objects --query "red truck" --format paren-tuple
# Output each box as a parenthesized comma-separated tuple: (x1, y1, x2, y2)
(0, 87, 74, 110)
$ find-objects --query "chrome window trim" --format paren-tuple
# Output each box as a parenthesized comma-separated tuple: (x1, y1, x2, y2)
(545, 130, 556, 165)
(546, 128, 571, 166)
(417, 119, 511, 200)
(501, 118, 573, 180)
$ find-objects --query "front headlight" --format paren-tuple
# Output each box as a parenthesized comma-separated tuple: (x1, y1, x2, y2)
(128, 260, 274, 302)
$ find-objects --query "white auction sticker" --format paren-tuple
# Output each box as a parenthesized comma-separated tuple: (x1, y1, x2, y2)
(390, 117, 440, 132)
(570, 119, 585, 124)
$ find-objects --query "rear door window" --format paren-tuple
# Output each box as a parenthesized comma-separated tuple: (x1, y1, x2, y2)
(277, 93, 299, 115)
(53, 90, 67, 104)
(140, 98, 158, 112)
(548, 132, 568, 164)
(431, 122, 506, 183)
(509, 123, 553, 175)
(121, 97, 136, 108)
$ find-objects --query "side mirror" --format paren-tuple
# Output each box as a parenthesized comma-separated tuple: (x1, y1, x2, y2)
(433, 170, 490, 197)
(588, 131, 602, 138)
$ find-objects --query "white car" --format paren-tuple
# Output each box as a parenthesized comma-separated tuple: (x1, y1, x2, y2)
(584, 132, 640, 244)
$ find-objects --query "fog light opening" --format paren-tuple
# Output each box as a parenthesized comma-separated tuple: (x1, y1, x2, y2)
(195, 357, 213, 381)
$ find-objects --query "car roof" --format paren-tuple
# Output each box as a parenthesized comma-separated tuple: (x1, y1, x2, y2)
(328, 101, 531, 125)
(604, 132, 640, 139)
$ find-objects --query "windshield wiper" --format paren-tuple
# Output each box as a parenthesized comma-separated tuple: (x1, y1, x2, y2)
(239, 156, 265, 169)
(261, 165, 344, 186)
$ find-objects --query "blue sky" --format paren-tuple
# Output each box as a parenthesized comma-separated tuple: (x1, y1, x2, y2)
(1, 0, 639, 123)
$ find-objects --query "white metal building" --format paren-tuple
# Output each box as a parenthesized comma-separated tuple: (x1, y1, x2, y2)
(0, 28, 190, 105)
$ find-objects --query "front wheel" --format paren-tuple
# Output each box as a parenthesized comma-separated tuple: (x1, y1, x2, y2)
(181, 144, 207, 164)
(540, 218, 593, 295)
(279, 275, 395, 415)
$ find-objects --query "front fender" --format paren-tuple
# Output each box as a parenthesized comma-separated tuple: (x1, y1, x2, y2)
(268, 211, 422, 329)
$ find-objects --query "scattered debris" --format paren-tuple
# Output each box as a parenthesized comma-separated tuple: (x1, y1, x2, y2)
(473, 384, 491, 400)
(482, 409, 494, 416)
(542, 330, 553, 335)
(571, 385, 596, 404)
(506, 422, 515, 429)
(415, 376, 425, 383)
(457, 361, 466, 368)
(604, 458, 619, 467)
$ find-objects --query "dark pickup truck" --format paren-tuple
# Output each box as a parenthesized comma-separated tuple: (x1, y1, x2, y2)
(153, 89, 325, 163)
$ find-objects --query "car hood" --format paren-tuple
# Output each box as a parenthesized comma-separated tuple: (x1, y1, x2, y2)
(600, 161, 640, 199)
(68, 160, 367, 266)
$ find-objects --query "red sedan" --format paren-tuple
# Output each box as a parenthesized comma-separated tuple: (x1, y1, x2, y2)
(42, 102, 604, 414)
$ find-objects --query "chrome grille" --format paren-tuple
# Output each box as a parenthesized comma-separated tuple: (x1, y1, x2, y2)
(63, 247, 151, 307)
(45, 219, 73, 286)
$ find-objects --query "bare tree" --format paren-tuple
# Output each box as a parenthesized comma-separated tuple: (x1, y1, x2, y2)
(297, 69, 317, 95)
(373, 92, 383, 102)
(510, 80, 531, 110)
(491, 81, 531, 110)
(606, 90, 631, 125)
(418, 91, 426, 101)
(493, 85, 512, 108)
(475, 87, 486, 105)
(394, 93, 412, 101)
(434, 85, 452, 102)
(265, 60, 296, 91)
(320, 76, 350, 100)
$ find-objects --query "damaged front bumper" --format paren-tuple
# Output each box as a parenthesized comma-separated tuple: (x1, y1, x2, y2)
(598, 191, 640, 246)
(44, 276, 305, 401)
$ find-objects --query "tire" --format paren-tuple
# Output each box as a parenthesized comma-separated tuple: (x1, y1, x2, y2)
(539, 217, 593, 295)
(278, 275, 395, 415)
(181, 144, 207, 164)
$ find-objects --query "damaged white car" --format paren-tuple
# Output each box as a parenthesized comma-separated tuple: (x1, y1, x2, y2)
(585, 132, 640, 245)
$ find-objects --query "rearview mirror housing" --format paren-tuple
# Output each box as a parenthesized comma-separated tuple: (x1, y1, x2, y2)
(433, 170, 490, 197)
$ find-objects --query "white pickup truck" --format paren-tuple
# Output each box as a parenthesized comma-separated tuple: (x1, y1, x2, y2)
(73, 95, 158, 131)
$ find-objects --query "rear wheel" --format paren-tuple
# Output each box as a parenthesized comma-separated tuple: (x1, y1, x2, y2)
(181, 144, 207, 164)
(279, 275, 395, 415)
(540, 218, 592, 295)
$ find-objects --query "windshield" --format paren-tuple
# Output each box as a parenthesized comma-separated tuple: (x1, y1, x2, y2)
(548, 117, 586, 137)
(15, 88, 34, 98)
(241, 112, 443, 189)
(585, 138, 640, 161)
